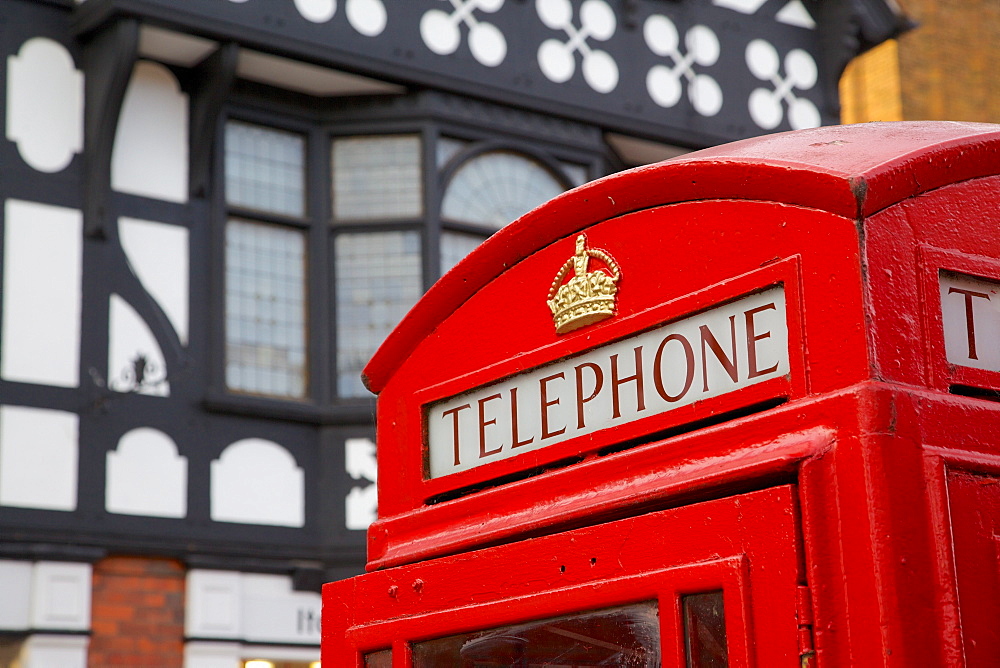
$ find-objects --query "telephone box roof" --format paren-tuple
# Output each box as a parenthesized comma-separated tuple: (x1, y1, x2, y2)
(364, 121, 1000, 393)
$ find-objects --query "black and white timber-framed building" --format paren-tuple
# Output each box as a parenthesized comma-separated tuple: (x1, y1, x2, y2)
(0, 0, 905, 666)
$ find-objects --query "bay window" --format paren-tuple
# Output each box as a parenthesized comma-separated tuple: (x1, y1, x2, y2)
(219, 108, 595, 407)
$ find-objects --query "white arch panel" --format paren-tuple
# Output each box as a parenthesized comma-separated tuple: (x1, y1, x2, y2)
(5, 38, 83, 173)
(106, 428, 187, 517)
(211, 439, 304, 527)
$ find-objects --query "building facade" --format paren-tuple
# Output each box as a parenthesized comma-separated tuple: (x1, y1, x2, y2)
(840, 0, 999, 125)
(0, 0, 902, 666)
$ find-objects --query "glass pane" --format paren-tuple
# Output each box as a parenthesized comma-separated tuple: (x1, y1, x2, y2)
(225, 121, 305, 217)
(412, 601, 660, 667)
(364, 649, 392, 668)
(225, 219, 307, 398)
(440, 230, 487, 275)
(561, 160, 590, 187)
(683, 591, 728, 668)
(335, 231, 422, 397)
(332, 135, 423, 220)
(436, 136, 468, 168)
(441, 151, 565, 230)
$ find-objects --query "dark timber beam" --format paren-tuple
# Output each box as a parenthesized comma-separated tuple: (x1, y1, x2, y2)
(190, 42, 239, 200)
(81, 18, 139, 238)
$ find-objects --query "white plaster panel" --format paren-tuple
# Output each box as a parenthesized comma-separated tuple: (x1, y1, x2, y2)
(237, 48, 403, 96)
(242, 574, 321, 644)
(1, 199, 82, 388)
(30, 562, 91, 631)
(186, 570, 242, 639)
(0, 406, 78, 511)
(111, 61, 188, 202)
(108, 294, 170, 396)
(0, 560, 33, 630)
(775, 0, 816, 28)
(210, 439, 304, 527)
(345, 437, 378, 530)
(345, 484, 377, 531)
(138, 25, 219, 67)
(183, 641, 241, 668)
(20, 634, 89, 668)
(118, 217, 190, 344)
(6, 38, 84, 173)
(106, 428, 187, 518)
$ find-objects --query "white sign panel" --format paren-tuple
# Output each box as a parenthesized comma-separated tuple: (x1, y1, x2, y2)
(427, 287, 788, 478)
(941, 272, 1000, 372)
(242, 573, 321, 644)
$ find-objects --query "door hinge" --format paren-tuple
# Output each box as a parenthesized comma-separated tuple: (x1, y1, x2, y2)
(797, 585, 817, 668)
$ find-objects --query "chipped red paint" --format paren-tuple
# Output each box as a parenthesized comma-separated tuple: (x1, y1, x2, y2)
(324, 122, 1000, 666)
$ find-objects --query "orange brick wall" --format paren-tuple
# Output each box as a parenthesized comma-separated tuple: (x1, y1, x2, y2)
(840, 40, 903, 124)
(88, 556, 186, 668)
(840, 0, 1000, 124)
(895, 0, 1000, 123)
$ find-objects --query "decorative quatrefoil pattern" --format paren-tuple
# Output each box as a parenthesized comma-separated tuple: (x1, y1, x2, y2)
(213, 0, 826, 130)
(536, 0, 619, 94)
(421, 0, 508, 68)
(644, 15, 723, 117)
(745, 39, 820, 130)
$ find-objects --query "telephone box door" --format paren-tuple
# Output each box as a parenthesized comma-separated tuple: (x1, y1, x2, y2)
(323, 484, 808, 666)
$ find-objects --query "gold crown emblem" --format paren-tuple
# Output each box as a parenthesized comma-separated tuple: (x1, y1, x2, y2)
(547, 234, 621, 334)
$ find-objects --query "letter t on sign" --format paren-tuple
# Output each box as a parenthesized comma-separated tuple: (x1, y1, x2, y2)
(940, 272, 1000, 372)
(948, 287, 990, 360)
(441, 404, 471, 466)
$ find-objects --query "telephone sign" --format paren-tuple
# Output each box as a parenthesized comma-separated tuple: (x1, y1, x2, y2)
(428, 286, 787, 477)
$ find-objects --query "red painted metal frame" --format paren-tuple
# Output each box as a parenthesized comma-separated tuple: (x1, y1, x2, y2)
(332, 123, 1000, 667)
(324, 486, 802, 667)
(368, 198, 866, 569)
(861, 173, 1000, 391)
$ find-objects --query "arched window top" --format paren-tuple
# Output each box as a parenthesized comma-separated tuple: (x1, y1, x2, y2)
(442, 150, 566, 230)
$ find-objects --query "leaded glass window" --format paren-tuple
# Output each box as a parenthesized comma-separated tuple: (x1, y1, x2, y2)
(335, 231, 422, 397)
(441, 230, 483, 275)
(332, 135, 423, 221)
(436, 136, 468, 168)
(225, 219, 307, 398)
(220, 116, 593, 403)
(223, 120, 309, 399)
(439, 150, 568, 273)
(441, 150, 564, 229)
(225, 121, 305, 217)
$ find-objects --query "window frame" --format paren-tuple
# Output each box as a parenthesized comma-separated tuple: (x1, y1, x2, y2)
(209, 107, 341, 417)
(436, 140, 575, 275)
(208, 105, 605, 419)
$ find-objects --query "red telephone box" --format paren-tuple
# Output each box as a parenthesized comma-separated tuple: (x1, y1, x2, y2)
(323, 122, 1000, 666)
